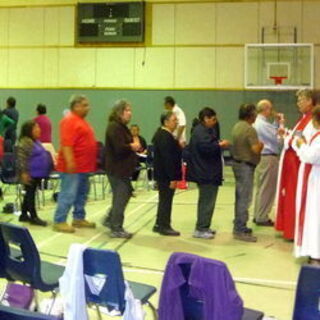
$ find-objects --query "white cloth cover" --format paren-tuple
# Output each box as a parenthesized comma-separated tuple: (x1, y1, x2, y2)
(123, 281, 145, 320)
(59, 243, 88, 320)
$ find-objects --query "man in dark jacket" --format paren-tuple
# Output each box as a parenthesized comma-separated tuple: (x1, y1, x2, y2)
(3, 96, 19, 151)
(187, 107, 229, 239)
(104, 99, 141, 239)
(152, 111, 182, 236)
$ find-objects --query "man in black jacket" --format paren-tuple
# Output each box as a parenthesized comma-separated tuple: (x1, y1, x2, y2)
(152, 111, 182, 236)
(3, 96, 19, 151)
(104, 99, 141, 239)
(187, 107, 229, 239)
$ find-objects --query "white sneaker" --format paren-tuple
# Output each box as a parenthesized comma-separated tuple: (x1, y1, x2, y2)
(193, 230, 215, 239)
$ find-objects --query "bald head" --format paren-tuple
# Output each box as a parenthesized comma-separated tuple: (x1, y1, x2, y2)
(257, 99, 273, 117)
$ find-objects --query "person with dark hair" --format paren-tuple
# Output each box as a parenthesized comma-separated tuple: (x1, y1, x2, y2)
(104, 99, 141, 239)
(34, 104, 52, 144)
(187, 107, 229, 239)
(231, 103, 264, 242)
(131, 124, 148, 182)
(17, 120, 52, 226)
(3, 96, 19, 150)
(295, 104, 320, 265)
(34, 103, 56, 165)
(275, 89, 315, 240)
(164, 96, 187, 145)
(152, 111, 182, 236)
(53, 95, 97, 233)
(130, 124, 147, 154)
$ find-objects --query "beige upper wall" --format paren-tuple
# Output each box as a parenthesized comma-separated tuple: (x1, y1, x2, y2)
(0, 0, 316, 5)
(0, 0, 318, 89)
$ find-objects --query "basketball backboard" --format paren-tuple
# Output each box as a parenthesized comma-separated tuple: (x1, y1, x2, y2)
(245, 43, 314, 90)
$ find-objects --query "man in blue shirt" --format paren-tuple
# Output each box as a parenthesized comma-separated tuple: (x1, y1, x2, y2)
(253, 99, 285, 226)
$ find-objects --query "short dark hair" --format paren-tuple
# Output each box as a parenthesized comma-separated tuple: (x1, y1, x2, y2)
(164, 96, 175, 107)
(37, 104, 47, 115)
(312, 90, 320, 106)
(130, 124, 139, 129)
(7, 97, 16, 108)
(19, 120, 37, 141)
(160, 111, 174, 126)
(198, 107, 216, 122)
(238, 103, 257, 120)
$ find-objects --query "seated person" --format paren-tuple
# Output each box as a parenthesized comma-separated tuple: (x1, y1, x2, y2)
(131, 124, 147, 154)
(131, 124, 147, 181)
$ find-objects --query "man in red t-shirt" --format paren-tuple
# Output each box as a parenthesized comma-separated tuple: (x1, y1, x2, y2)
(53, 95, 97, 233)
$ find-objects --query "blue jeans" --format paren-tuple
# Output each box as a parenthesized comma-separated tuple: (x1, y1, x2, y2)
(54, 173, 90, 223)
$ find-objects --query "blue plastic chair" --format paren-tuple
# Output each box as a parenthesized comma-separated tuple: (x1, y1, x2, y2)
(0, 222, 64, 293)
(293, 264, 320, 320)
(83, 248, 157, 319)
(0, 229, 7, 278)
(0, 226, 22, 280)
(0, 304, 59, 320)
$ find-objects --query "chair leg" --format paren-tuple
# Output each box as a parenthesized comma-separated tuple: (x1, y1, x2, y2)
(92, 176, 97, 201)
(41, 179, 46, 207)
(101, 175, 106, 200)
(48, 290, 57, 315)
(96, 304, 103, 320)
(33, 289, 39, 311)
(147, 301, 158, 319)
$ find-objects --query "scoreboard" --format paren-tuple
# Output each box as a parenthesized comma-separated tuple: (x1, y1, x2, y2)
(77, 2, 145, 43)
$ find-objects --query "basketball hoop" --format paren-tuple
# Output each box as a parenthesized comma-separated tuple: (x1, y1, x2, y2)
(270, 76, 287, 85)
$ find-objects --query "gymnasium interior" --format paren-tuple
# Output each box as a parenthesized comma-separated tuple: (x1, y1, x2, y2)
(0, 0, 319, 319)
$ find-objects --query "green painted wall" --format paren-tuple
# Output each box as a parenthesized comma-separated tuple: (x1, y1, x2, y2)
(0, 89, 299, 147)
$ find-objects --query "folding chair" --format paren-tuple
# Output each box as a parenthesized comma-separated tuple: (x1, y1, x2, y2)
(134, 145, 154, 191)
(83, 248, 157, 319)
(0, 151, 22, 209)
(0, 223, 64, 294)
(293, 264, 320, 320)
(0, 304, 59, 320)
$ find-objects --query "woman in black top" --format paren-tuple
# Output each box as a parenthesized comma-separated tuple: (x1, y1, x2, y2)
(152, 111, 182, 236)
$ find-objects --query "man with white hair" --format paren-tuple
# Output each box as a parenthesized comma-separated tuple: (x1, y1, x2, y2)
(253, 100, 285, 226)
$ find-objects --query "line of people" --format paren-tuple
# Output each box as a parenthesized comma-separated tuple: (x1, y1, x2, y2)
(14, 91, 320, 263)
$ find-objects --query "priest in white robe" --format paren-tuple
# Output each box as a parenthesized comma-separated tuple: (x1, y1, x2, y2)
(295, 102, 320, 265)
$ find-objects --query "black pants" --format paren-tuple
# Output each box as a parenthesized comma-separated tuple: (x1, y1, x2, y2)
(196, 184, 219, 231)
(106, 174, 133, 232)
(155, 181, 175, 229)
(21, 178, 41, 219)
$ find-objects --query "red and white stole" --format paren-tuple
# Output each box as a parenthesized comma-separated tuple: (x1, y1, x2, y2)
(289, 111, 313, 147)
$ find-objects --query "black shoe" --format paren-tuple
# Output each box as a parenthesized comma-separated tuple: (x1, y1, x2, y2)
(102, 217, 111, 228)
(243, 227, 253, 234)
(158, 228, 180, 236)
(255, 219, 274, 227)
(19, 215, 30, 222)
(233, 232, 257, 242)
(30, 217, 47, 227)
(152, 225, 160, 233)
(110, 230, 133, 239)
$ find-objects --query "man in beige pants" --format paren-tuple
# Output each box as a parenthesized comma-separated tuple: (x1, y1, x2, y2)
(253, 100, 285, 226)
